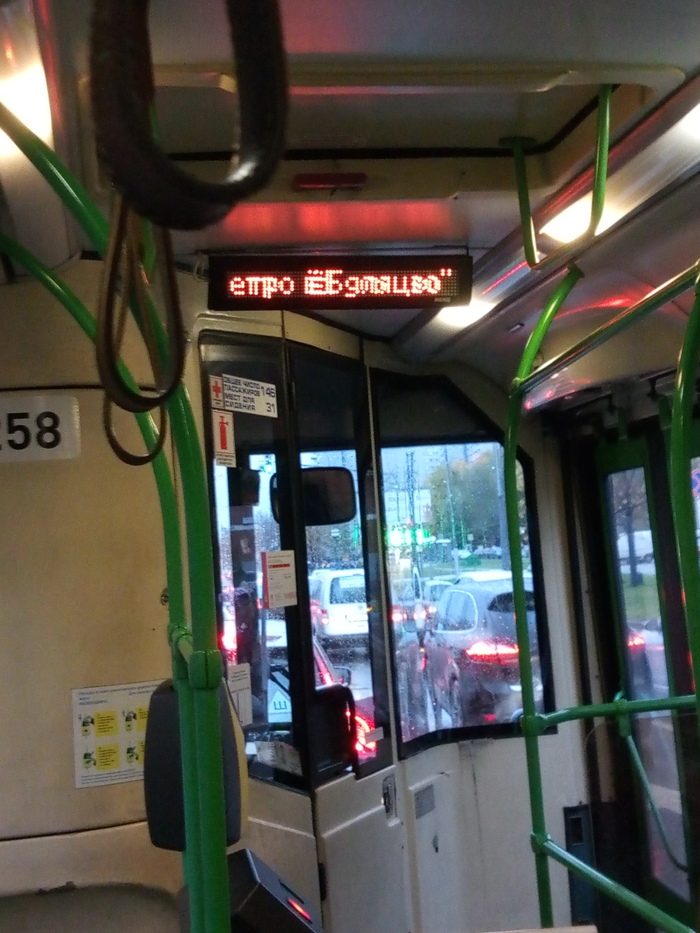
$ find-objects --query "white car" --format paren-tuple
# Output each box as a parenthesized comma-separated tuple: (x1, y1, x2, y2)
(308, 568, 369, 646)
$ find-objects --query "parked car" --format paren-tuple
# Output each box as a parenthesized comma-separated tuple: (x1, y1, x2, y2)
(389, 583, 430, 742)
(308, 568, 369, 646)
(626, 618, 669, 699)
(424, 575, 542, 727)
(417, 578, 455, 626)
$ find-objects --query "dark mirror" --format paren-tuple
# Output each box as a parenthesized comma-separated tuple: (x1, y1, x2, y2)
(270, 468, 356, 526)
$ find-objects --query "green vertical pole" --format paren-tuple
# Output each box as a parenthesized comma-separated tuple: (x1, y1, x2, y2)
(669, 273, 700, 737)
(506, 265, 584, 927)
(0, 233, 185, 629)
(0, 233, 209, 924)
(0, 104, 229, 933)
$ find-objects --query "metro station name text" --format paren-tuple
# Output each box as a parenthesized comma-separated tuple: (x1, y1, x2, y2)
(226, 267, 457, 302)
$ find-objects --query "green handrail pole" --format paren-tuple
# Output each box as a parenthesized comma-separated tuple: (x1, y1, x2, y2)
(505, 265, 585, 926)
(670, 272, 700, 737)
(521, 263, 699, 398)
(623, 733, 687, 872)
(0, 108, 228, 933)
(511, 141, 539, 267)
(0, 232, 210, 923)
(0, 233, 185, 626)
(509, 85, 612, 273)
(541, 839, 694, 933)
(533, 691, 696, 731)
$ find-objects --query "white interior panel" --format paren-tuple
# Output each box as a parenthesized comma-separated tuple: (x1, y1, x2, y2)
(0, 885, 179, 933)
(242, 778, 321, 915)
(315, 769, 410, 933)
(0, 822, 181, 897)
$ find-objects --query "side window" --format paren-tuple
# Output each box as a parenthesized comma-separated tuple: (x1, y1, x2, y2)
(373, 371, 551, 749)
(601, 458, 690, 902)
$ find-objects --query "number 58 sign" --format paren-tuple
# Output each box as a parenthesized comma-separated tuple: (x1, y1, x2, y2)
(0, 394, 80, 463)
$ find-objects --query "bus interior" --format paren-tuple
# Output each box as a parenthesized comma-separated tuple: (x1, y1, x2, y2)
(2, 3, 700, 933)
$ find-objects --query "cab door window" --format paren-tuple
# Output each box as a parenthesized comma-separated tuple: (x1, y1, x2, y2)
(201, 333, 309, 788)
(290, 345, 390, 773)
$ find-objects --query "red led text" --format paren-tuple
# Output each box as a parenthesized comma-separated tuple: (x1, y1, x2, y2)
(227, 267, 456, 302)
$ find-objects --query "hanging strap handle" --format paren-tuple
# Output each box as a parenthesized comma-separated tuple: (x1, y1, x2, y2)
(90, 0, 287, 231)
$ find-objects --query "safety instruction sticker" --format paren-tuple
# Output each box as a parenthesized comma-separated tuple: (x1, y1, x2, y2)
(227, 663, 253, 726)
(215, 374, 278, 418)
(0, 393, 80, 463)
(72, 680, 160, 788)
(213, 409, 236, 467)
(261, 549, 297, 610)
(210, 375, 225, 409)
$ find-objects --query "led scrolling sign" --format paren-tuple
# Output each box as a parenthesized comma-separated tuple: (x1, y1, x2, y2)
(208, 254, 472, 311)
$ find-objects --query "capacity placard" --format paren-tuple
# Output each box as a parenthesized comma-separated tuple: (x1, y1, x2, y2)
(212, 374, 278, 418)
(0, 394, 80, 463)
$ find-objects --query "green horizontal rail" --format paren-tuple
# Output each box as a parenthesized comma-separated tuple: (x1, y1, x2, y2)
(527, 692, 696, 732)
(540, 839, 694, 933)
(0, 102, 229, 933)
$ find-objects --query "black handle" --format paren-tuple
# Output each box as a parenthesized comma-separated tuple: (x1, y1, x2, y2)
(90, 0, 287, 230)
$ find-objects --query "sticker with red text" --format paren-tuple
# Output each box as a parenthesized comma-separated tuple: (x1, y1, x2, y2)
(261, 549, 297, 610)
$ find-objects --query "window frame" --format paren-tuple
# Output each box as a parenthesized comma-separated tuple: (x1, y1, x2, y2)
(370, 368, 554, 756)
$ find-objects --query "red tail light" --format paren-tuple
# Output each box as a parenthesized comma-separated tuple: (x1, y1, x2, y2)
(414, 606, 427, 623)
(391, 606, 405, 624)
(465, 640, 519, 663)
(320, 609, 329, 626)
(627, 632, 645, 649)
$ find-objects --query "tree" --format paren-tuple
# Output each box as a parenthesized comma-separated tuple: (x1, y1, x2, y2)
(609, 468, 649, 587)
(426, 448, 500, 548)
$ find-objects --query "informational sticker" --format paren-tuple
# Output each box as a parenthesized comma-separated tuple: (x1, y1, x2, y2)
(255, 740, 302, 776)
(72, 680, 160, 788)
(0, 393, 80, 463)
(226, 663, 253, 726)
(261, 549, 297, 609)
(213, 409, 236, 467)
(221, 375, 278, 418)
(268, 687, 292, 723)
(210, 375, 225, 410)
